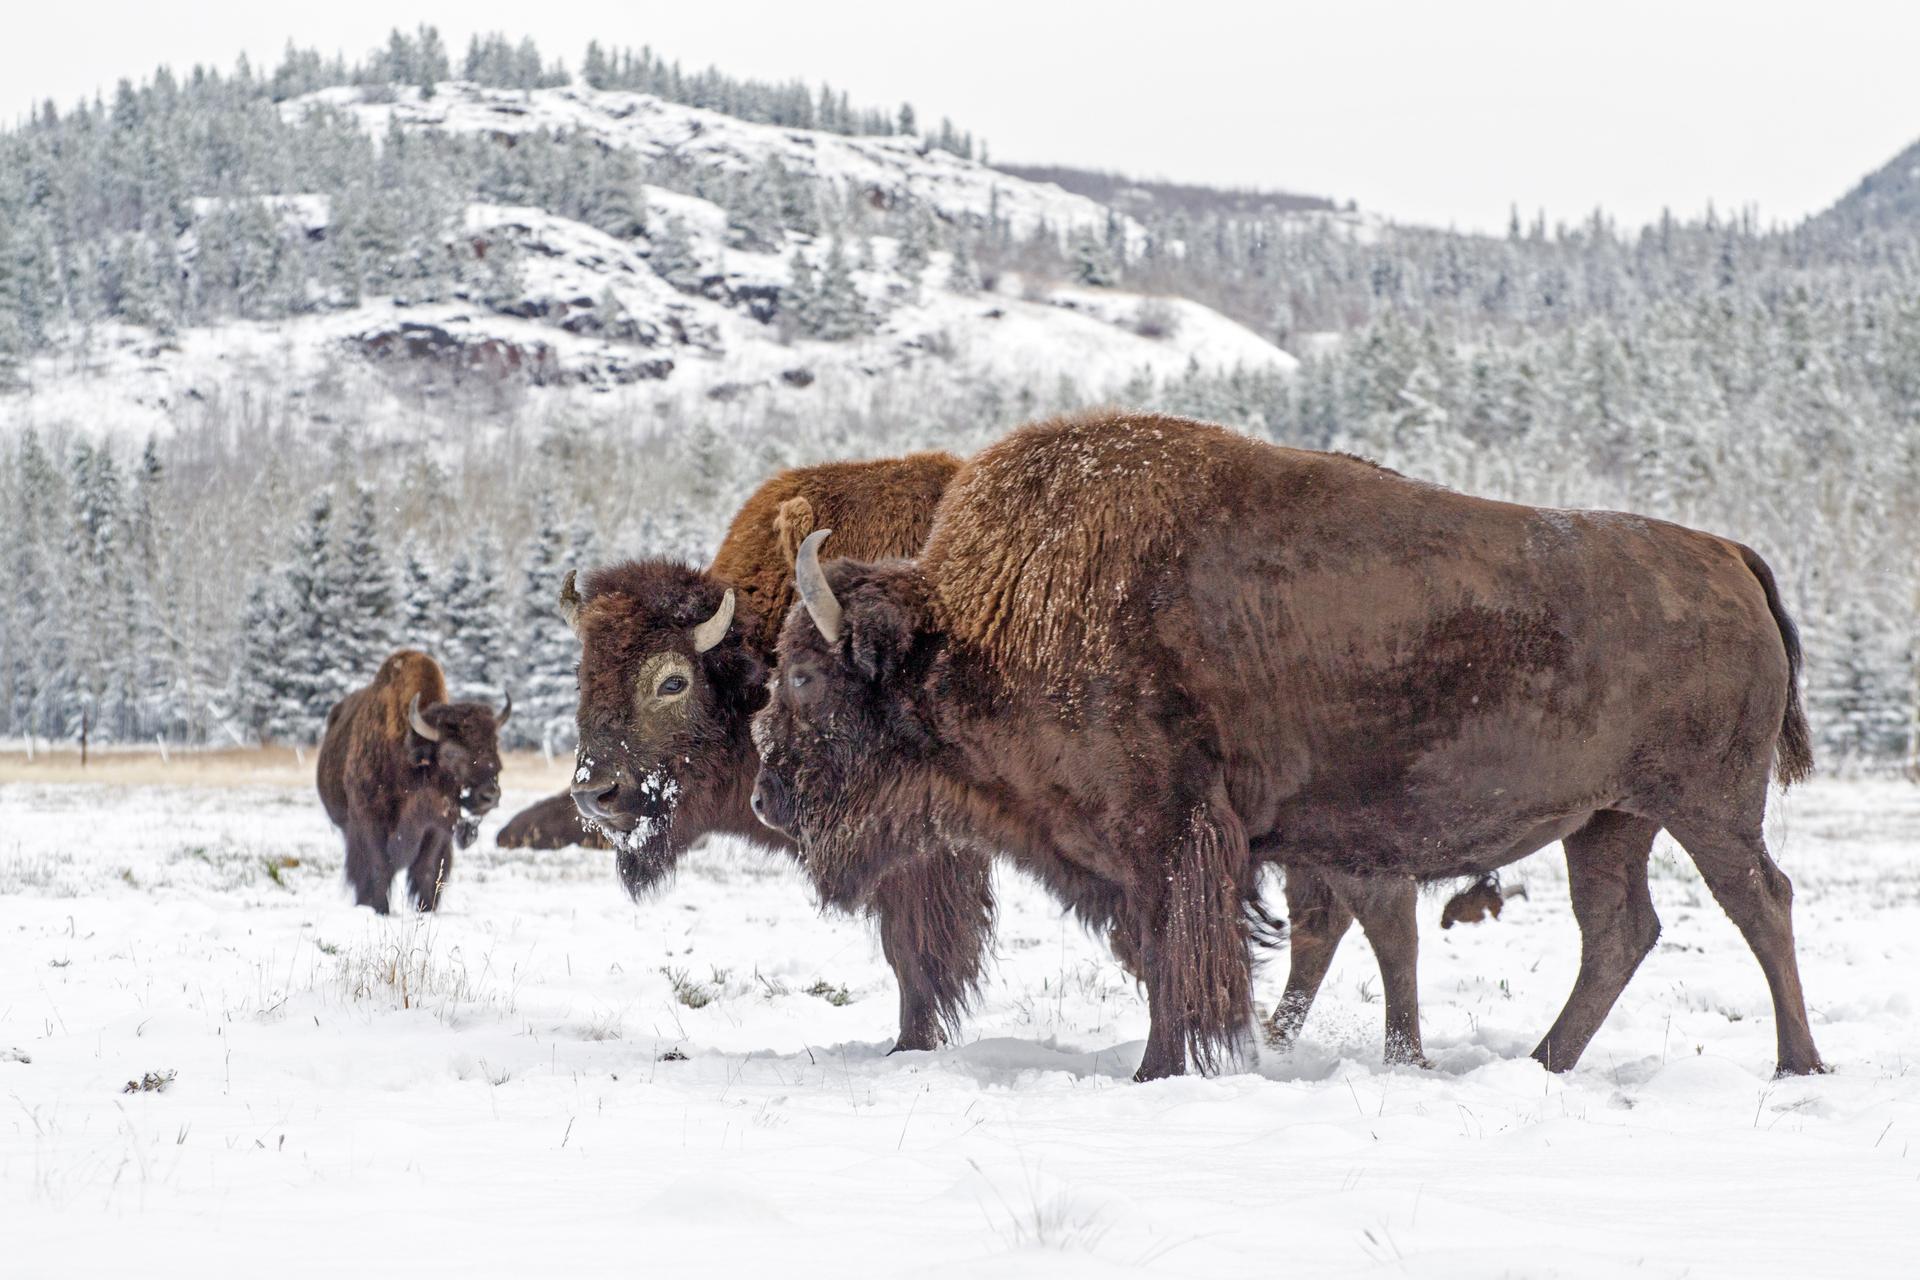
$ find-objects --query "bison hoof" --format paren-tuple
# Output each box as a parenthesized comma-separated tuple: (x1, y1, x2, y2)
(889, 1030, 944, 1054)
(1775, 1057, 1830, 1078)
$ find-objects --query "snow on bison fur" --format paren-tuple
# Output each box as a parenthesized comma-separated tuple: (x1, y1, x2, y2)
(752, 411, 1822, 1081)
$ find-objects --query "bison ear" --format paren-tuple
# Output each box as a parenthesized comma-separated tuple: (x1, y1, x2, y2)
(558, 570, 583, 633)
(774, 496, 814, 570)
(843, 580, 927, 684)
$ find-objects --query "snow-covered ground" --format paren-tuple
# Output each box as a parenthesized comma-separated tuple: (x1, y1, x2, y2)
(3, 770, 1917, 1277)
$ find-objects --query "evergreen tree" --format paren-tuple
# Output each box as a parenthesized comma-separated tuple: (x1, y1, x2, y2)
(945, 237, 980, 295)
(229, 572, 298, 744)
(647, 213, 704, 293)
(515, 496, 576, 752)
(1811, 601, 1910, 768)
(1070, 231, 1119, 287)
(441, 537, 510, 704)
(397, 536, 443, 653)
(803, 237, 872, 340)
(281, 489, 346, 740)
(336, 485, 396, 681)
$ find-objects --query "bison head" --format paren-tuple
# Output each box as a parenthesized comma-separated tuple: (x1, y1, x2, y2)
(750, 532, 948, 907)
(407, 691, 509, 832)
(561, 560, 765, 897)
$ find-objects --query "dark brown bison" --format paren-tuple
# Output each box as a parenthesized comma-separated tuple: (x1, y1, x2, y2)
(752, 411, 1823, 1082)
(317, 650, 510, 913)
(560, 452, 997, 1052)
(497, 791, 612, 850)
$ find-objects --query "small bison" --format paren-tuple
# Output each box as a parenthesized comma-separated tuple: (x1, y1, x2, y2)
(498, 791, 612, 850)
(317, 650, 511, 913)
(562, 453, 996, 1052)
(753, 411, 1822, 1081)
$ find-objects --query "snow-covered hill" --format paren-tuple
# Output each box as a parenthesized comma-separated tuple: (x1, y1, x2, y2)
(292, 81, 1140, 246)
(10, 82, 1294, 445)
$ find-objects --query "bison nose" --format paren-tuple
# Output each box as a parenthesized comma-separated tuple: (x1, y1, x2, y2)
(571, 767, 631, 824)
(751, 767, 795, 835)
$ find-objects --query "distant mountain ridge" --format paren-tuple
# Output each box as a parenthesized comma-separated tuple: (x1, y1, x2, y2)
(994, 163, 1340, 220)
(1814, 135, 1920, 232)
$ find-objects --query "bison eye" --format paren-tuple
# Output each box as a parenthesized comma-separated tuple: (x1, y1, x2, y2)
(657, 675, 689, 697)
(789, 672, 810, 691)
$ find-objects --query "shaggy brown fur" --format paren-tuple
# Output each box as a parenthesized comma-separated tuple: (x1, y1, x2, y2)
(566, 451, 992, 1052)
(753, 411, 1822, 1081)
(316, 650, 507, 913)
(711, 452, 961, 652)
(498, 791, 612, 850)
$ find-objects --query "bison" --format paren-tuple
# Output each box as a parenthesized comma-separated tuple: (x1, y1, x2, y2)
(561, 452, 999, 1053)
(751, 411, 1823, 1082)
(498, 791, 612, 850)
(317, 650, 511, 913)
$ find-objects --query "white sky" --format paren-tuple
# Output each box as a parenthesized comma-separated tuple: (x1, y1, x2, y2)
(5, 1, 1917, 234)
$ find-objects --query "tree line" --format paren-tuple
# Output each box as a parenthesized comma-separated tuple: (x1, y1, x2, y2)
(1, 32, 1916, 770)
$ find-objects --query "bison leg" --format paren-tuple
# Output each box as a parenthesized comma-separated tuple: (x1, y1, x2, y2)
(1666, 817, 1825, 1077)
(406, 828, 454, 913)
(1266, 867, 1354, 1051)
(345, 819, 393, 915)
(1532, 811, 1660, 1072)
(1135, 798, 1254, 1083)
(1327, 871, 1427, 1067)
(870, 848, 995, 1053)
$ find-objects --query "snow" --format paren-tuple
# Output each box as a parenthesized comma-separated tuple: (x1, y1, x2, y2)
(3, 769, 1917, 1275)
(290, 82, 1139, 246)
(4, 79, 1301, 448)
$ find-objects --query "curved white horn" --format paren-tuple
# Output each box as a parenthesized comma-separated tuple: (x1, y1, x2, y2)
(496, 691, 513, 727)
(691, 587, 735, 654)
(793, 529, 843, 645)
(558, 570, 583, 631)
(407, 693, 441, 742)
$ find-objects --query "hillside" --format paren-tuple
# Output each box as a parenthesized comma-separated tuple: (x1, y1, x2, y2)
(1812, 134, 1920, 232)
(7, 80, 1293, 445)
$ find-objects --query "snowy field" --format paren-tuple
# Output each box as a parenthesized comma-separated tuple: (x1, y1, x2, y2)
(3, 762, 1918, 1277)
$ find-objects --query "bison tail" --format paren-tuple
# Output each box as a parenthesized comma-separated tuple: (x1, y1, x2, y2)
(1243, 888, 1290, 952)
(1741, 546, 1815, 788)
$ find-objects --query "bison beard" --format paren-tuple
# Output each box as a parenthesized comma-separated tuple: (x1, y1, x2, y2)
(316, 650, 508, 913)
(754, 411, 1825, 1082)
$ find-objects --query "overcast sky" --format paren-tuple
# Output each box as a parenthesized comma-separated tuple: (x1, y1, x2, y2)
(5, 1, 1917, 234)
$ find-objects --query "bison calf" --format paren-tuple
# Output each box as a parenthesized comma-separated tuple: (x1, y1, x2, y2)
(317, 650, 510, 913)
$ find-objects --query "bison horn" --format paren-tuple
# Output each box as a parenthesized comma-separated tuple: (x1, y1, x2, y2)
(407, 693, 441, 743)
(691, 587, 735, 654)
(558, 570, 583, 631)
(496, 691, 513, 727)
(793, 528, 843, 645)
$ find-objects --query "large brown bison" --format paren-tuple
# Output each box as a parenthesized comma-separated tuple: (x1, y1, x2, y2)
(317, 650, 511, 913)
(752, 411, 1823, 1082)
(560, 453, 996, 1052)
(497, 791, 612, 850)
